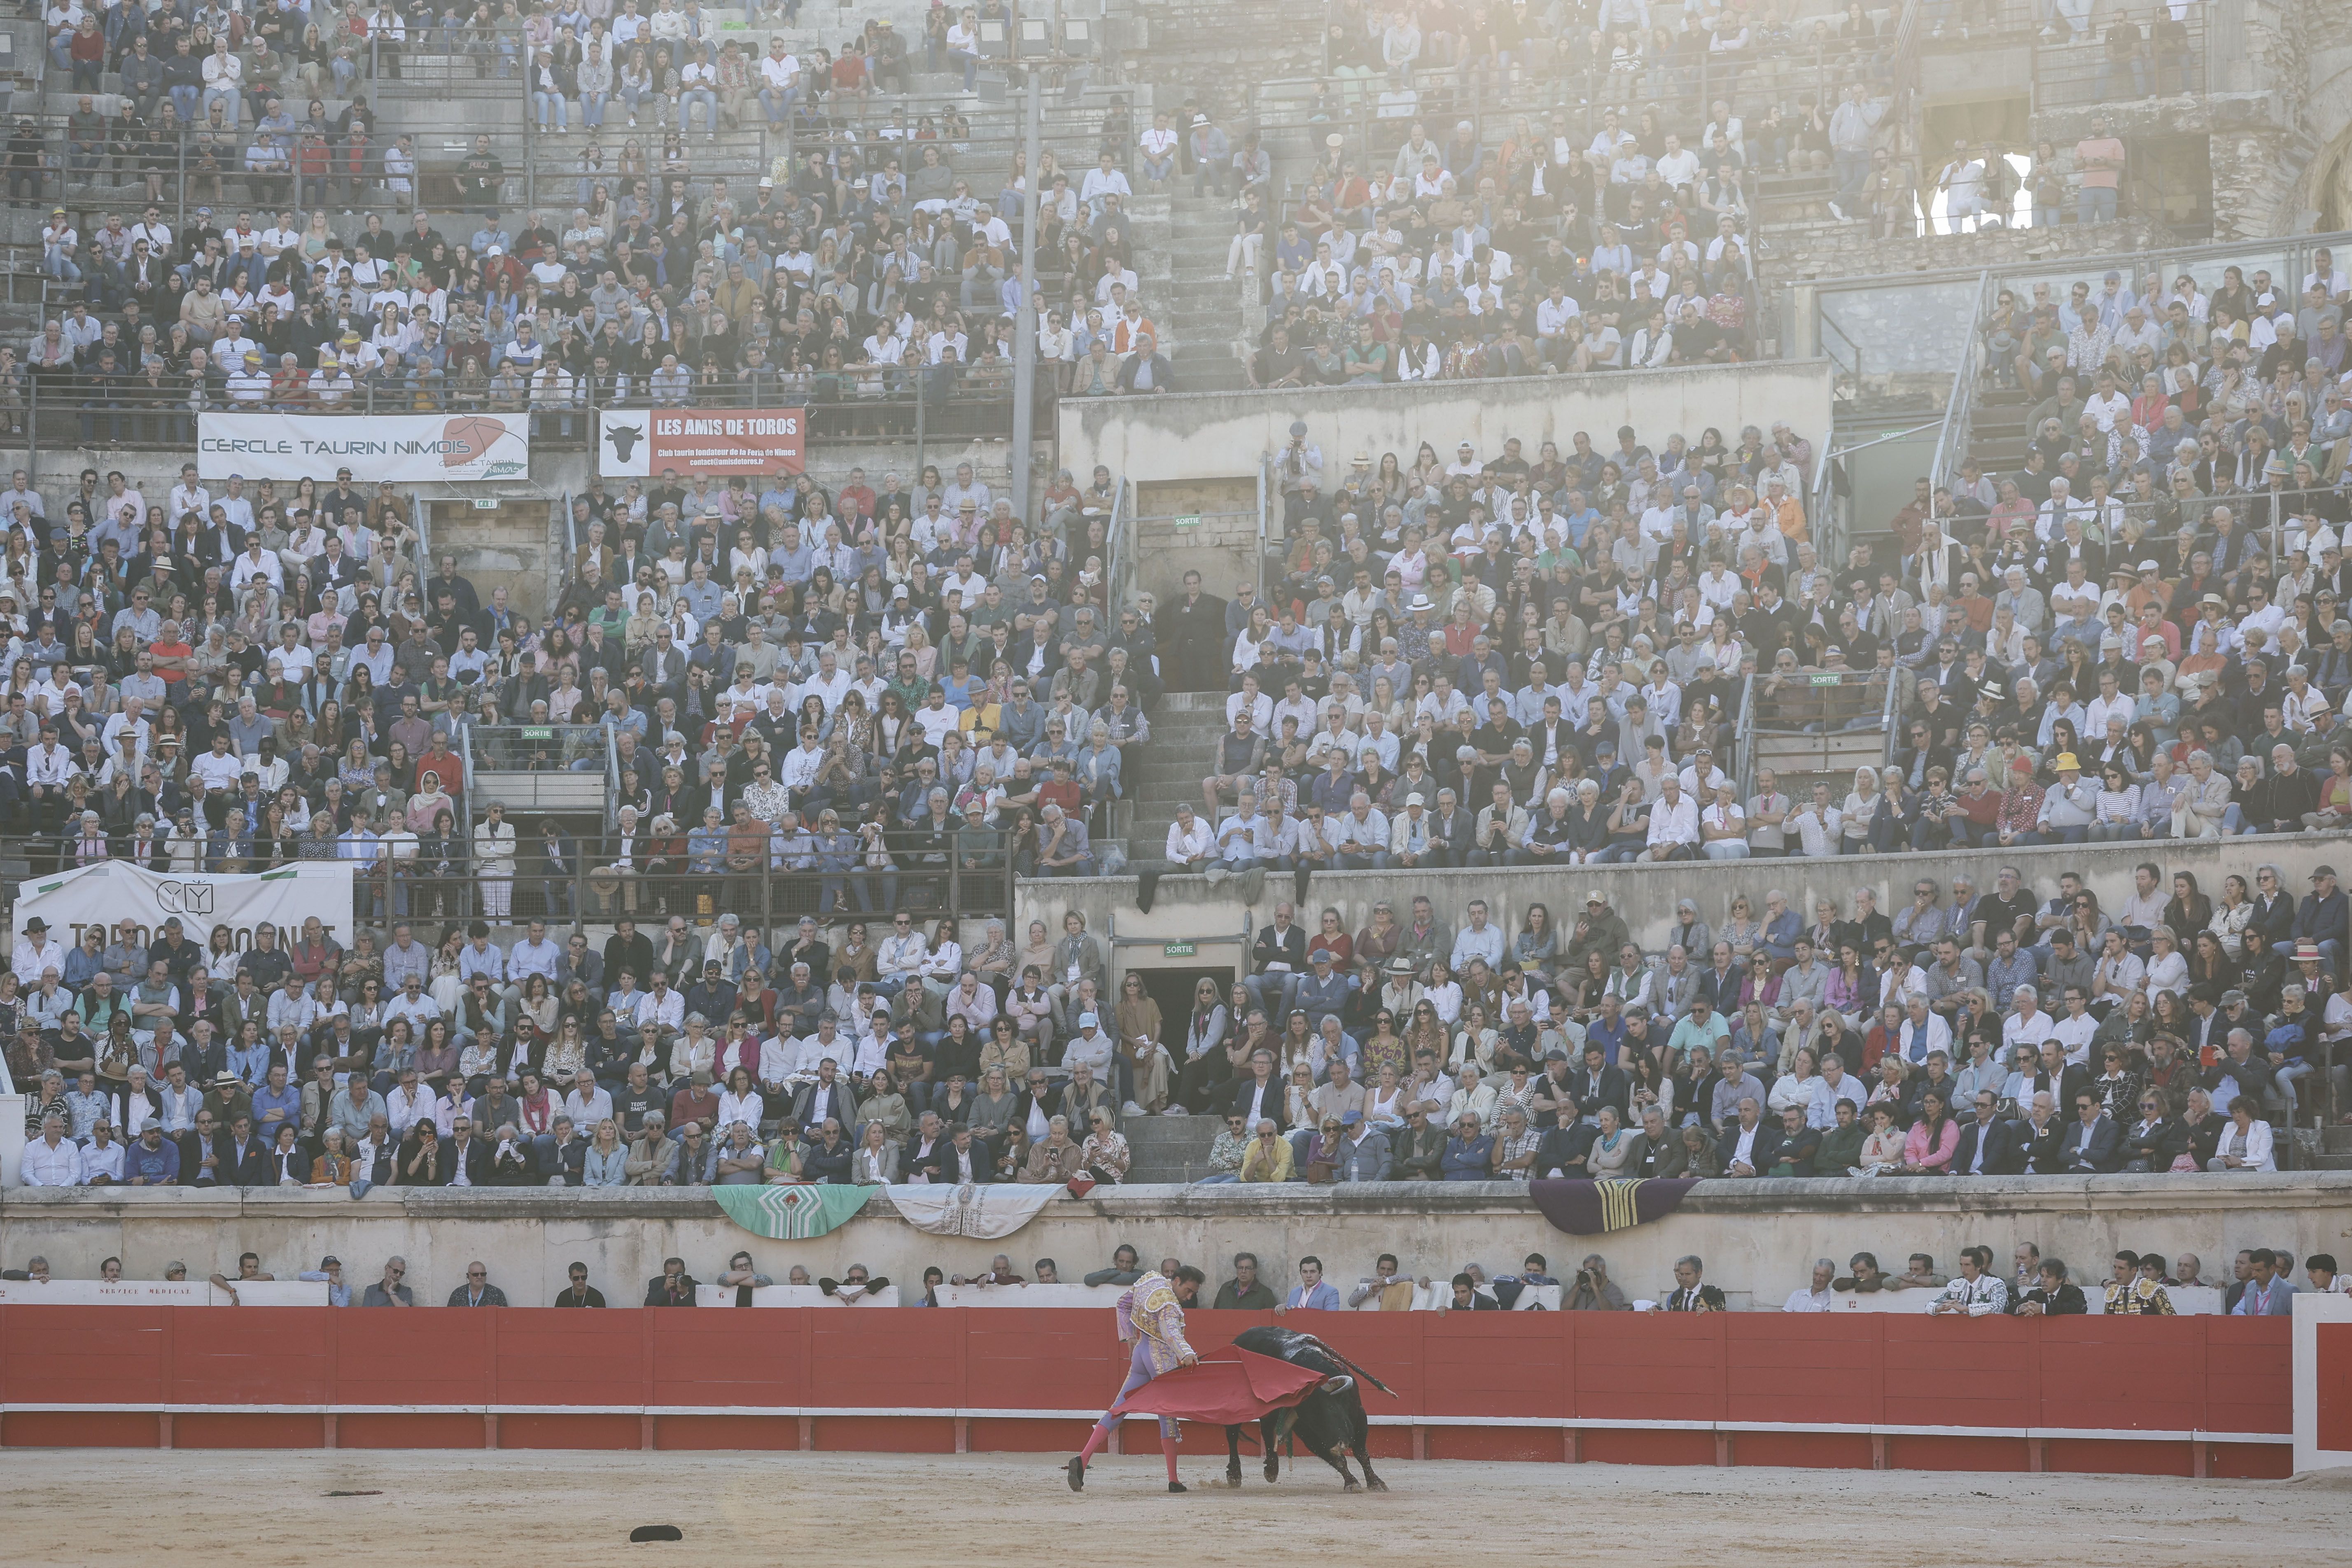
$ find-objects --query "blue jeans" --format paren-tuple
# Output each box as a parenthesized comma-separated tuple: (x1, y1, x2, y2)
(758, 85, 795, 124)
(679, 87, 716, 134)
(580, 90, 608, 127)
(2077, 186, 2118, 224)
(1833, 147, 1869, 198)
(535, 90, 568, 129)
(950, 48, 978, 89)
(202, 85, 240, 126)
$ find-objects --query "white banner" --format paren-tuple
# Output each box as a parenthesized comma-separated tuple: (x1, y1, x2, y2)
(0, 1279, 330, 1307)
(14, 861, 356, 957)
(196, 412, 530, 483)
(882, 1182, 1061, 1238)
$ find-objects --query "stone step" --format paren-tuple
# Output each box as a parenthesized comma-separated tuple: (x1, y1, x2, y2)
(1122, 1113, 1220, 1181)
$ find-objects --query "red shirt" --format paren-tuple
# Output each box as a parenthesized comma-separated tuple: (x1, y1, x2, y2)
(149, 639, 194, 685)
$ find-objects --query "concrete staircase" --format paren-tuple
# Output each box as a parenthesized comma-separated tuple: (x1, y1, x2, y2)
(1123, 1112, 1220, 1181)
(1110, 690, 1231, 863)
(1162, 186, 1248, 392)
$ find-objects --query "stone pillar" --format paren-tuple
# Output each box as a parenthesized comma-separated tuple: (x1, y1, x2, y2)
(0, 1094, 24, 1187)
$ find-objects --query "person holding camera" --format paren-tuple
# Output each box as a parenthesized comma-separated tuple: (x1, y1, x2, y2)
(1565, 1253, 1629, 1310)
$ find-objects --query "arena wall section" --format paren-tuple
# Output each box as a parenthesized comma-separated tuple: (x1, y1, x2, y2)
(1020, 838, 2343, 974)
(0, 1302, 2294, 1476)
(1054, 361, 1836, 494)
(3, 1176, 2341, 1329)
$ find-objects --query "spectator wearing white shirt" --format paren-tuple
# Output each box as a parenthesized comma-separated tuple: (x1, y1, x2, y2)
(20, 1114, 84, 1185)
(1644, 775, 1701, 860)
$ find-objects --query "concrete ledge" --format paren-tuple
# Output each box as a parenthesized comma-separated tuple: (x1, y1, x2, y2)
(1015, 834, 2349, 959)
(7, 1170, 2340, 1221)
(5, 1175, 2342, 1318)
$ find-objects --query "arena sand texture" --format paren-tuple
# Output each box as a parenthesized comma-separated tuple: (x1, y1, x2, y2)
(5, 1451, 2347, 1564)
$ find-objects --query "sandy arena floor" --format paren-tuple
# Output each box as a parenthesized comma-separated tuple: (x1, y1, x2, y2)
(5, 1450, 2348, 1565)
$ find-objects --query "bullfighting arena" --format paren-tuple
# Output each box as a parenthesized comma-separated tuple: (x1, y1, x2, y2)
(5, 1449, 2348, 1562)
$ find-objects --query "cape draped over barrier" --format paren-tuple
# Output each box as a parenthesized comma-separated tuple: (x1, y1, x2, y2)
(712, 1184, 873, 1239)
(1528, 1177, 1701, 1234)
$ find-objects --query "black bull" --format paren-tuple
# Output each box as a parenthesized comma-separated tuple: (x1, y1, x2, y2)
(1223, 1327, 1391, 1491)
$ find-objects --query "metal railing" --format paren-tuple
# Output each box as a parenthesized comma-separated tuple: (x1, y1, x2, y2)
(1101, 471, 1133, 613)
(1923, 267, 1993, 494)
(1733, 668, 1759, 805)
(1808, 418, 1845, 572)
(472, 722, 614, 774)
(1253, 31, 1899, 152)
(2030, 6, 2207, 111)
(2, 369, 1019, 455)
(1254, 451, 1272, 605)
(0, 831, 1013, 935)
(1808, 231, 2352, 383)
(1748, 665, 1895, 736)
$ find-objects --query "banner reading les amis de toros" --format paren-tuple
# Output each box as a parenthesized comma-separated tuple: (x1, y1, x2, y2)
(598, 408, 806, 477)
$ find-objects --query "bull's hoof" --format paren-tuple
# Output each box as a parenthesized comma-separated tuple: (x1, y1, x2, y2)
(1367, 1477, 1389, 1492)
(1223, 1471, 1244, 1489)
(1263, 1457, 1280, 1484)
(1342, 1477, 1361, 1491)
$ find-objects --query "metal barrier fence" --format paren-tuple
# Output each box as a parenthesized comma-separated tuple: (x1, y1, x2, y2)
(2030, 6, 2207, 110)
(1748, 664, 1898, 737)
(5, 366, 1017, 456)
(0, 836, 1014, 935)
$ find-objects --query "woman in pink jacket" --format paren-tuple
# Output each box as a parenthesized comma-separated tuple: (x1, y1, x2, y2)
(1899, 1086, 1961, 1174)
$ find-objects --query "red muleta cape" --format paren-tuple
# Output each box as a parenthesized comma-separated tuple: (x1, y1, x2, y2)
(1106, 1345, 1329, 1426)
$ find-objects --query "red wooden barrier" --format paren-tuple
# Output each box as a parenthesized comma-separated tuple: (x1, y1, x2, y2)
(0, 1304, 2293, 1476)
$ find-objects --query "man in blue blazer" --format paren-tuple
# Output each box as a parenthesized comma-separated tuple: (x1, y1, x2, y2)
(1951, 1091, 2022, 1176)
(2058, 1091, 2121, 1174)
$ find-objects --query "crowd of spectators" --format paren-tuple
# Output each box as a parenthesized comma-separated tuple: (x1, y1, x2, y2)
(10, 1243, 2344, 1316)
(16, 1, 1167, 432)
(4, 889, 1203, 1188)
(1154, 847, 2345, 1183)
(1227, 0, 1814, 387)
(551, 455, 1151, 891)
(1174, 416, 1803, 851)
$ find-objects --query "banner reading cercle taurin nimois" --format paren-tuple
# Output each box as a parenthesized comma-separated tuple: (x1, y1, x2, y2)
(196, 412, 530, 483)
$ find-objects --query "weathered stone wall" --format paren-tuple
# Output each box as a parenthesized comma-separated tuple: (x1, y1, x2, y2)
(4, 1174, 2339, 1317)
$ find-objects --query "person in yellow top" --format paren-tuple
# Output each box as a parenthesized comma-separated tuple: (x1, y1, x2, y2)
(1067, 1265, 1207, 1494)
(1238, 1117, 1295, 1182)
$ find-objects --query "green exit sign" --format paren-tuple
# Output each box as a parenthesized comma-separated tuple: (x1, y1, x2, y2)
(1162, 941, 1197, 957)
(1172, 514, 1201, 528)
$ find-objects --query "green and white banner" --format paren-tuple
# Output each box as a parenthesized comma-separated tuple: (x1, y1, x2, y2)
(713, 1183, 876, 1240)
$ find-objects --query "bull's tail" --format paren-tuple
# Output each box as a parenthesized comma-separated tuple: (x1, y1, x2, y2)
(1296, 1335, 1395, 1398)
